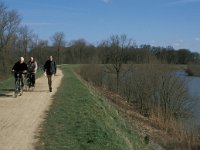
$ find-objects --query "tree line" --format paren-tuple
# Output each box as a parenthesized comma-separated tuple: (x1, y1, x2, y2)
(0, 1, 200, 79)
(30, 36, 200, 65)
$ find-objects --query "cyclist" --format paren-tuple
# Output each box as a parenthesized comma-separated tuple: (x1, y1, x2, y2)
(43, 55, 57, 92)
(12, 57, 28, 89)
(27, 56, 38, 87)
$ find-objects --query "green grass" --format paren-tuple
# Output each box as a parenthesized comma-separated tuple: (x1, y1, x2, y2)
(37, 65, 150, 150)
(0, 77, 15, 96)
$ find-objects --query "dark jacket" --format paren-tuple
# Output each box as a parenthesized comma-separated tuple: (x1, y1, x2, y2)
(43, 60, 57, 75)
(12, 61, 28, 72)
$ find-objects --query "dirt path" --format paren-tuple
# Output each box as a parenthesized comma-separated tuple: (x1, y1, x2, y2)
(0, 69, 63, 150)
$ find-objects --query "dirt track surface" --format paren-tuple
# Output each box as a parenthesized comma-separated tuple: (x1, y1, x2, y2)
(0, 69, 63, 150)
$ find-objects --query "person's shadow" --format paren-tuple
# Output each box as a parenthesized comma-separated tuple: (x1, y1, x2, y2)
(0, 88, 14, 97)
(0, 93, 13, 97)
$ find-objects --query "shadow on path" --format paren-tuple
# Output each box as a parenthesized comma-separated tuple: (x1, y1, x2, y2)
(0, 88, 14, 97)
(0, 93, 13, 97)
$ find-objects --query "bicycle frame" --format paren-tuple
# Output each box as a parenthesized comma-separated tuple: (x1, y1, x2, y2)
(14, 73, 23, 97)
(25, 73, 34, 91)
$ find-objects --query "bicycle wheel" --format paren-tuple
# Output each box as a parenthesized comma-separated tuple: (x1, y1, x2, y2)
(19, 80, 23, 96)
(25, 78, 29, 91)
(14, 79, 20, 98)
(14, 90, 18, 98)
(19, 88, 23, 96)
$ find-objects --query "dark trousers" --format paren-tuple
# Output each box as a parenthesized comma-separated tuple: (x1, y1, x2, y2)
(47, 75, 53, 89)
(30, 73, 36, 86)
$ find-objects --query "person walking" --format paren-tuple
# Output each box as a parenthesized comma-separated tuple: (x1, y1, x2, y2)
(43, 55, 57, 92)
(12, 57, 28, 89)
(27, 56, 38, 87)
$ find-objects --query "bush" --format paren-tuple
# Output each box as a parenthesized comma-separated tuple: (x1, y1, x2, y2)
(186, 65, 200, 76)
(78, 64, 199, 149)
(79, 64, 103, 86)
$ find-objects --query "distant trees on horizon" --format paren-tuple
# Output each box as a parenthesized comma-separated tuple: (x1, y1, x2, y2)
(0, 1, 200, 79)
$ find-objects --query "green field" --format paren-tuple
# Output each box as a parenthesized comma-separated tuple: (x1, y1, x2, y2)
(36, 65, 150, 150)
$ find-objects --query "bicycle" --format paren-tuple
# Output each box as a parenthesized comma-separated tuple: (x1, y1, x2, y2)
(25, 72, 35, 91)
(13, 71, 24, 98)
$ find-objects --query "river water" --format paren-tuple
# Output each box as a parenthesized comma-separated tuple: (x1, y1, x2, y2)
(177, 71, 200, 124)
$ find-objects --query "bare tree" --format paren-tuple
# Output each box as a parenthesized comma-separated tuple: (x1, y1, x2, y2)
(17, 25, 34, 60)
(0, 1, 21, 73)
(106, 34, 135, 92)
(29, 39, 50, 65)
(51, 32, 65, 64)
(70, 39, 87, 63)
(0, 1, 21, 52)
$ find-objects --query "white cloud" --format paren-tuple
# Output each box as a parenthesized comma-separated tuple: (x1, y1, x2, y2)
(195, 37, 200, 41)
(150, 40, 156, 46)
(168, 0, 200, 5)
(172, 40, 184, 47)
(173, 42, 181, 47)
(102, 0, 112, 4)
(22, 22, 59, 26)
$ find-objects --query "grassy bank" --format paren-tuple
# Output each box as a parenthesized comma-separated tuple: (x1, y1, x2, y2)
(37, 65, 150, 150)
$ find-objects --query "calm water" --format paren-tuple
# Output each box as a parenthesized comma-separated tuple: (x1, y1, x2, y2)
(177, 71, 200, 124)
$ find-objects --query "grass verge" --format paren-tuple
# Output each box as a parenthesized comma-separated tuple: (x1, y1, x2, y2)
(36, 65, 150, 150)
(0, 77, 14, 96)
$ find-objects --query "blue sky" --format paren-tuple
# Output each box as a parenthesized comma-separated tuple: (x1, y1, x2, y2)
(4, 0, 200, 52)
